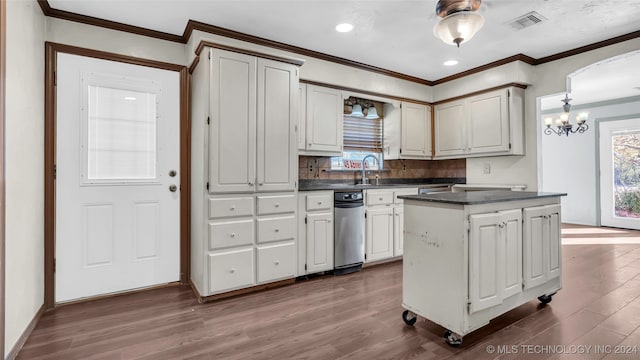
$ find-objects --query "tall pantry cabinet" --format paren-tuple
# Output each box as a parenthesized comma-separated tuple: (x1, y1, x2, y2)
(191, 47, 302, 298)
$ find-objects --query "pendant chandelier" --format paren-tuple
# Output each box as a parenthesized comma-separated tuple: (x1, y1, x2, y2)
(543, 94, 589, 136)
(433, 0, 484, 48)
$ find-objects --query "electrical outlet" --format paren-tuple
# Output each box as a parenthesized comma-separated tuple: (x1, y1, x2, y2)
(307, 161, 314, 172)
(483, 163, 491, 174)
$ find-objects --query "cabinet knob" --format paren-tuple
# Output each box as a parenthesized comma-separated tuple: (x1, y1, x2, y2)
(258, 183, 263, 186)
(248, 182, 254, 186)
(274, 228, 280, 233)
(317, 201, 322, 205)
(275, 260, 280, 266)
(229, 268, 236, 274)
(230, 232, 236, 238)
(379, 197, 383, 201)
(275, 203, 280, 207)
(230, 206, 235, 211)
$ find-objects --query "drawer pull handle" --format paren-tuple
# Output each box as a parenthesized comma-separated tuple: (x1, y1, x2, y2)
(230, 206, 235, 211)
(230, 233, 236, 238)
(275, 203, 280, 207)
(275, 261, 280, 266)
(379, 197, 383, 201)
(274, 228, 280, 233)
(229, 268, 236, 274)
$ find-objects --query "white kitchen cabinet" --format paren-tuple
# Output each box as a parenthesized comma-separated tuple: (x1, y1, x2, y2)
(298, 191, 334, 275)
(302, 84, 343, 156)
(393, 206, 404, 256)
(468, 209, 522, 313)
(209, 49, 297, 193)
(366, 207, 394, 262)
(297, 83, 307, 150)
(523, 204, 561, 290)
(383, 102, 432, 160)
(401, 192, 563, 345)
(401, 102, 432, 158)
(190, 46, 301, 299)
(433, 86, 524, 159)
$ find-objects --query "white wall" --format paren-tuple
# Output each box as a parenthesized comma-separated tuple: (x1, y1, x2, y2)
(541, 99, 640, 225)
(5, 0, 45, 356)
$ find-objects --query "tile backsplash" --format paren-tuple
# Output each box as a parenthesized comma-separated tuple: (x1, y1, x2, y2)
(299, 156, 465, 181)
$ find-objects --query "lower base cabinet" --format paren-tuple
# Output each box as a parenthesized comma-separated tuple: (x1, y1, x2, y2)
(193, 193, 297, 298)
(402, 195, 562, 340)
(298, 191, 334, 275)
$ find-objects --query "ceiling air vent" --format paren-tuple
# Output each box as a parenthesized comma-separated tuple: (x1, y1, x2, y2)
(508, 11, 547, 30)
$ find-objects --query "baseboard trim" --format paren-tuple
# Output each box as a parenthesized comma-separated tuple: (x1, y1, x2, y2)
(5, 304, 45, 360)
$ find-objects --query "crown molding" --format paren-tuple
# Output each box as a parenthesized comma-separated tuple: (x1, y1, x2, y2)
(38, 1, 640, 86)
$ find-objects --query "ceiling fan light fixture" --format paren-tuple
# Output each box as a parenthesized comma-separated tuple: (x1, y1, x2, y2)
(433, 11, 484, 47)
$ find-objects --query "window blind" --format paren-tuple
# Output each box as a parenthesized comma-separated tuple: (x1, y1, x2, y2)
(343, 115, 383, 152)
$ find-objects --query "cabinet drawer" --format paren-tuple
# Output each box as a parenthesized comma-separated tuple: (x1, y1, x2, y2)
(306, 194, 332, 211)
(209, 197, 254, 219)
(257, 194, 296, 215)
(366, 191, 393, 206)
(257, 242, 295, 283)
(208, 219, 254, 250)
(208, 248, 255, 293)
(257, 216, 295, 244)
(394, 188, 418, 204)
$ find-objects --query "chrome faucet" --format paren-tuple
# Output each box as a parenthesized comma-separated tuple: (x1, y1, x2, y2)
(361, 154, 380, 185)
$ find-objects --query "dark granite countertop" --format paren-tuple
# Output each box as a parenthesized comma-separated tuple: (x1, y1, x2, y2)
(398, 190, 567, 205)
(298, 178, 465, 191)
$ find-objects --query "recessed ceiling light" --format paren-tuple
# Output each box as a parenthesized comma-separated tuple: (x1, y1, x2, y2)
(444, 60, 459, 66)
(124, 96, 137, 101)
(335, 23, 354, 33)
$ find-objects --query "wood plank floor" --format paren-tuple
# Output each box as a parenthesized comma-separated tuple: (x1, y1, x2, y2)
(17, 225, 640, 359)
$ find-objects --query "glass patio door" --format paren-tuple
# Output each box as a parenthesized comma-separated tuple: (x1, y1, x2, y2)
(599, 119, 640, 230)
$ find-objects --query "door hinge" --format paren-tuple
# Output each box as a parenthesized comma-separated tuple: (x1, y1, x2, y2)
(53, 164, 57, 179)
(364, 212, 367, 219)
(467, 301, 471, 313)
(53, 258, 56, 273)
(304, 216, 307, 224)
(509, 143, 512, 150)
(508, 89, 511, 97)
(207, 117, 210, 125)
(208, 51, 211, 60)
(206, 182, 209, 190)
(304, 264, 307, 270)
(399, 148, 402, 154)
(53, 71, 57, 86)
(364, 253, 367, 260)
(295, 181, 297, 189)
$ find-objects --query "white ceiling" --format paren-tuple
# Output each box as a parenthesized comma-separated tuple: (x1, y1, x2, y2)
(48, 0, 640, 82)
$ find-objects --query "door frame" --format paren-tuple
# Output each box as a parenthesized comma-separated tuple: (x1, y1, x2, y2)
(44, 42, 191, 308)
(1, 0, 6, 353)
(596, 114, 640, 228)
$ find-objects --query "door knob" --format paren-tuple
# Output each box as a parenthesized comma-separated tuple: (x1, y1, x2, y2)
(169, 184, 178, 192)
(169, 170, 177, 177)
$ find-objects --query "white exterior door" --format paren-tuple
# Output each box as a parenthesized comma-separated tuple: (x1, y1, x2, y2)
(599, 119, 640, 230)
(55, 53, 180, 303)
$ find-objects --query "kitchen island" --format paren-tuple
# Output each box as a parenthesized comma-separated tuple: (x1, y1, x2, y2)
(397, 190, 566, 346)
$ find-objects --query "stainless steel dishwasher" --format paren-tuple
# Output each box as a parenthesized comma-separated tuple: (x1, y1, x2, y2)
(334, 191, 365, 275)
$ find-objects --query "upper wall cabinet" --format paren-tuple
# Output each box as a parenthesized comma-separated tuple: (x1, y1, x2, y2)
(209, 49, 298, 193)
(300, 84, 343, 156)
(383, 101, 432, 160)
(434, 87, 525, 159)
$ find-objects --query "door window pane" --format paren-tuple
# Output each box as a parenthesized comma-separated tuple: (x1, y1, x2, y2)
(612, 132, 640, 219)
(87, 86, 157, 180)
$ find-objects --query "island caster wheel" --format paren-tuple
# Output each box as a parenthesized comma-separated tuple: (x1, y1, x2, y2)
(402, 310, 417, 326)
(444, 330, 463, 347)
(538, 294, 553, 304)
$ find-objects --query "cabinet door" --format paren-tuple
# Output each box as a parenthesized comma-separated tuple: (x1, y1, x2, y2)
(365, 207, 394, 262)
(306, 212, 334, 273)
(400, 102, 431, 158)
(393, 206, 404, 256)
(523, 206, 550, 289)
(501, 209, 523, 299)
(256, 58, 298, 192)
(469, 213, 504, 313)
(297, 83, 307, 150)
(546, 205, 562, 281)
(305, 85, 343, 154)
(467, 89, 510, 155)
(209, 49, 256, 193)
(434, 100, 466, 158)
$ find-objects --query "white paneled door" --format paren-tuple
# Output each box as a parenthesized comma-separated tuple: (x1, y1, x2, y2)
(55, 53, 180, 303)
